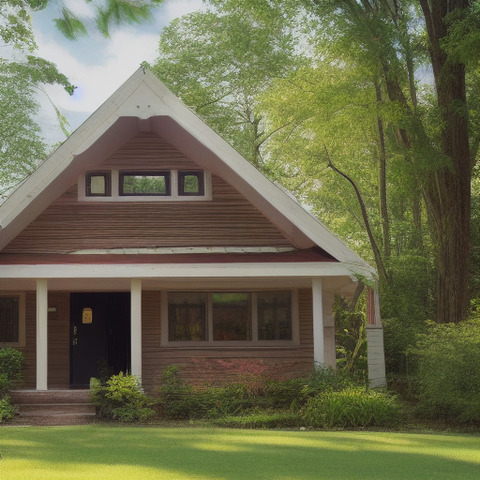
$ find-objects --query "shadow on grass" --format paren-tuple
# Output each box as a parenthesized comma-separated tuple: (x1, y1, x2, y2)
(1, 426, 479, 480)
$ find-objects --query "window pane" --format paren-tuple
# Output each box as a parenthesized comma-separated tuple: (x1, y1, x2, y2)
(86, 172, 111, 196)
(121, 172, 170, 196)
(179, 171, 204, 196)
(168, 293, 207, 341)
(0, 297, 19, 343)
(258, 292, 292, 340)
(213, 293, 250, 341)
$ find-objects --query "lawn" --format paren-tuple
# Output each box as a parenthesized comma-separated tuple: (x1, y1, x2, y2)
(0, 426, 479, 480)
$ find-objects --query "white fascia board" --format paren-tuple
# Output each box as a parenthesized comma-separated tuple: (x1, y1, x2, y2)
(0, 262, 365, 280)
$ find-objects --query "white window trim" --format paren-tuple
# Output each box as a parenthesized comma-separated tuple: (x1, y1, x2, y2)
(0, 293, 26, 348)
(78, 169, 212, 202)
(160, 289, 299, 347)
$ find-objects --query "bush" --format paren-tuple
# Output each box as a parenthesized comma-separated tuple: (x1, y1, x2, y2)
(0, 348, 23, 394)
(212, 411, 303, 429)
(156, 366, 255, 419)
(0, 395, 17, 422)
(412, 318, 480, 425)
(90, 372, 155, 422)
(303, 387, 402, 429)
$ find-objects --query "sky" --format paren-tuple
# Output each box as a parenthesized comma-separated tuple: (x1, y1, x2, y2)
(31, 0, 204, 145)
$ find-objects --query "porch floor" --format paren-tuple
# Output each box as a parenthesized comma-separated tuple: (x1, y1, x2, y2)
(9, 389, 96, 426)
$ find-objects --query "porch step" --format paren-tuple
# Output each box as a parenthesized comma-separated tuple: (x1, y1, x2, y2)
(10, 390, 96, 426)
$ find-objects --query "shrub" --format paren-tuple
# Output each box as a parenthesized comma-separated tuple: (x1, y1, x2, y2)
(0, 396, 17, 422)
(303, 387, 402, 429)
(156, 366, 255, 419)
(263, 377, 306, 409)
(90, 372, 155, 422)
(412, 318, 480, 425)
(0, 348, 23, 393)
(212, 411, 303, 429)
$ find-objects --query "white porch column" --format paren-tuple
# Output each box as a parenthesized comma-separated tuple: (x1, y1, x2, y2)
(36, 279, 48, 390)
(130, 279, 142, 380)
(312, 278, 325, 364)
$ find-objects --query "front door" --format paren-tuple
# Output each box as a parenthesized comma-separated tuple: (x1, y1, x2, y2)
(70, 292, 131, 388)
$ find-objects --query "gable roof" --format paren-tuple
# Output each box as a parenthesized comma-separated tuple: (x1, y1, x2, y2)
(0, 67, 374, 279)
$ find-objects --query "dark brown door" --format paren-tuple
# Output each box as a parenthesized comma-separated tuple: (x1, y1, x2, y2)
(70, 292, 130, 388)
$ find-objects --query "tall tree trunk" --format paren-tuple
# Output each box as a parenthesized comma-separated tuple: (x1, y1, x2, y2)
(419, 0, 472, 323)
(374, 81, 391, 260)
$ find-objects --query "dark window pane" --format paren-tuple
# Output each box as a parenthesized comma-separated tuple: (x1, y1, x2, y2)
(258, 292, 292, 340)
(168, 293, 207, 341)
(213, 293, 250, 341)
(120, 172, 171, 196)
(0, 297, 19, 343)
(178, 171, 204, 196)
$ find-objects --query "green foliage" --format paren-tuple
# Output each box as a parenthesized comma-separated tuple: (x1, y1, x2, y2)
(0, 347, 24, 384)
(90, 372, 155, 422)
(303, 387, 402, 429)
(0, 348, 23, 423)
(0, 395, 17, 422)
(212, 411, 303, 429)
(412, 316, 480, 425)
(156, 366, 255, 419)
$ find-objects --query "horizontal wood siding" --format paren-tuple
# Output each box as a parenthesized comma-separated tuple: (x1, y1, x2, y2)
(141, 288, 313, 393)
(4, 133, 292, 253)
(15, 292, 70, 389)
(47, 292, 70, 388)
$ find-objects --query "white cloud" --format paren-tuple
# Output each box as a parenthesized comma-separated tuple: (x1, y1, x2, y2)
(164, 0, 205, 21)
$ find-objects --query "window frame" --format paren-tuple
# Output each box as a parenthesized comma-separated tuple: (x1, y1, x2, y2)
(119, 170, 171, 197)
(161, 290, 298, 347)
(79, 169, 212, 202)
(178, 171, 205, 196)
(0, 293, 26, 348)
(85, 171, 112, 197)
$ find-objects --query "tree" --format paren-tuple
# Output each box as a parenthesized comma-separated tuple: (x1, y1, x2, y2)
(151, 4, 299, 167)
(0, 0, 165, 193)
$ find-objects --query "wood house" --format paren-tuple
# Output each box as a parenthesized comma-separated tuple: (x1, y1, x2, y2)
(0, 68, 386, 393)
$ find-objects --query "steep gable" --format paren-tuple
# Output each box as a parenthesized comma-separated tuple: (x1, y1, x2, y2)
(0, 68, 374, 279)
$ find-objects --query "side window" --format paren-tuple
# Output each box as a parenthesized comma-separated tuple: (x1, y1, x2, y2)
(178, 171, 205, 196)
(257, 292, 292, 340)
(0, 295, 25, 346)
(168, 293, 207, 341)
(86, 171, 111, 197)
(120, 171, 171, 196)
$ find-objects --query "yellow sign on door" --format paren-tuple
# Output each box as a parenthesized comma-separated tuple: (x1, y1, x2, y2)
(82, 307, 93, 324)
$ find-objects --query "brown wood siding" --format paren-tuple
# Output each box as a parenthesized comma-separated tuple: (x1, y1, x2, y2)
(15, 292, 70, 389)
(141, 288, 314, 393)
(4, 133, 293, 254)
(47, 292, 70, 388)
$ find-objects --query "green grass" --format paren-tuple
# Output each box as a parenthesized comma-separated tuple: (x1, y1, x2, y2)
(0, 426, 479, 479)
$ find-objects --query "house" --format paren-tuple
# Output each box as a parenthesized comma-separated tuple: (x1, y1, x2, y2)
(0, 68, 386, 393)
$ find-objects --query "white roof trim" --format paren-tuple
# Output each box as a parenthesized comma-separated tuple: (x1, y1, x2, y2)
(0, 68, 375, 279)
(0, 262, 364, 280)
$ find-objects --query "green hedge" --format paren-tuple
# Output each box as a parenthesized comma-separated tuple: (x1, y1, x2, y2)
(303, 387, 402, 429)
(412, 318, 480, 425)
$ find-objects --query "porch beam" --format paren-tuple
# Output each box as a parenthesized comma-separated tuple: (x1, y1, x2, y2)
(36, 279, 48, 390)
(130, 279, 142, 380)
(312, 278, 325, 364)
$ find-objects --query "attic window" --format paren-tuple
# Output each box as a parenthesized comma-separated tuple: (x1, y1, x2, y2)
(120, 171, 171, 196)
(178, 171, 204, 196)
(86, 172, 111, 197)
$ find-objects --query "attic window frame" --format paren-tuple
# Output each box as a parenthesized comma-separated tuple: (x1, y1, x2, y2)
(85, 171, 111, 197)
(78, 169, 212, 202)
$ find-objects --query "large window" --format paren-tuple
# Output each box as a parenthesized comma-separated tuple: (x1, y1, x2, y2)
(0, 295, 25, 346)
(120, 171, 171, 196)
(165, 291, 294, 344)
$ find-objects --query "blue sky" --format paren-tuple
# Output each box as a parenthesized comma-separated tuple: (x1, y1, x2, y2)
(31, 0, 204, 145)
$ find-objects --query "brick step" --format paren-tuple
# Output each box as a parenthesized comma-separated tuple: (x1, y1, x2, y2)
(11, 389, 91, 404)
(10, 390, 97, 426)
(19, 403, 96, 416)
